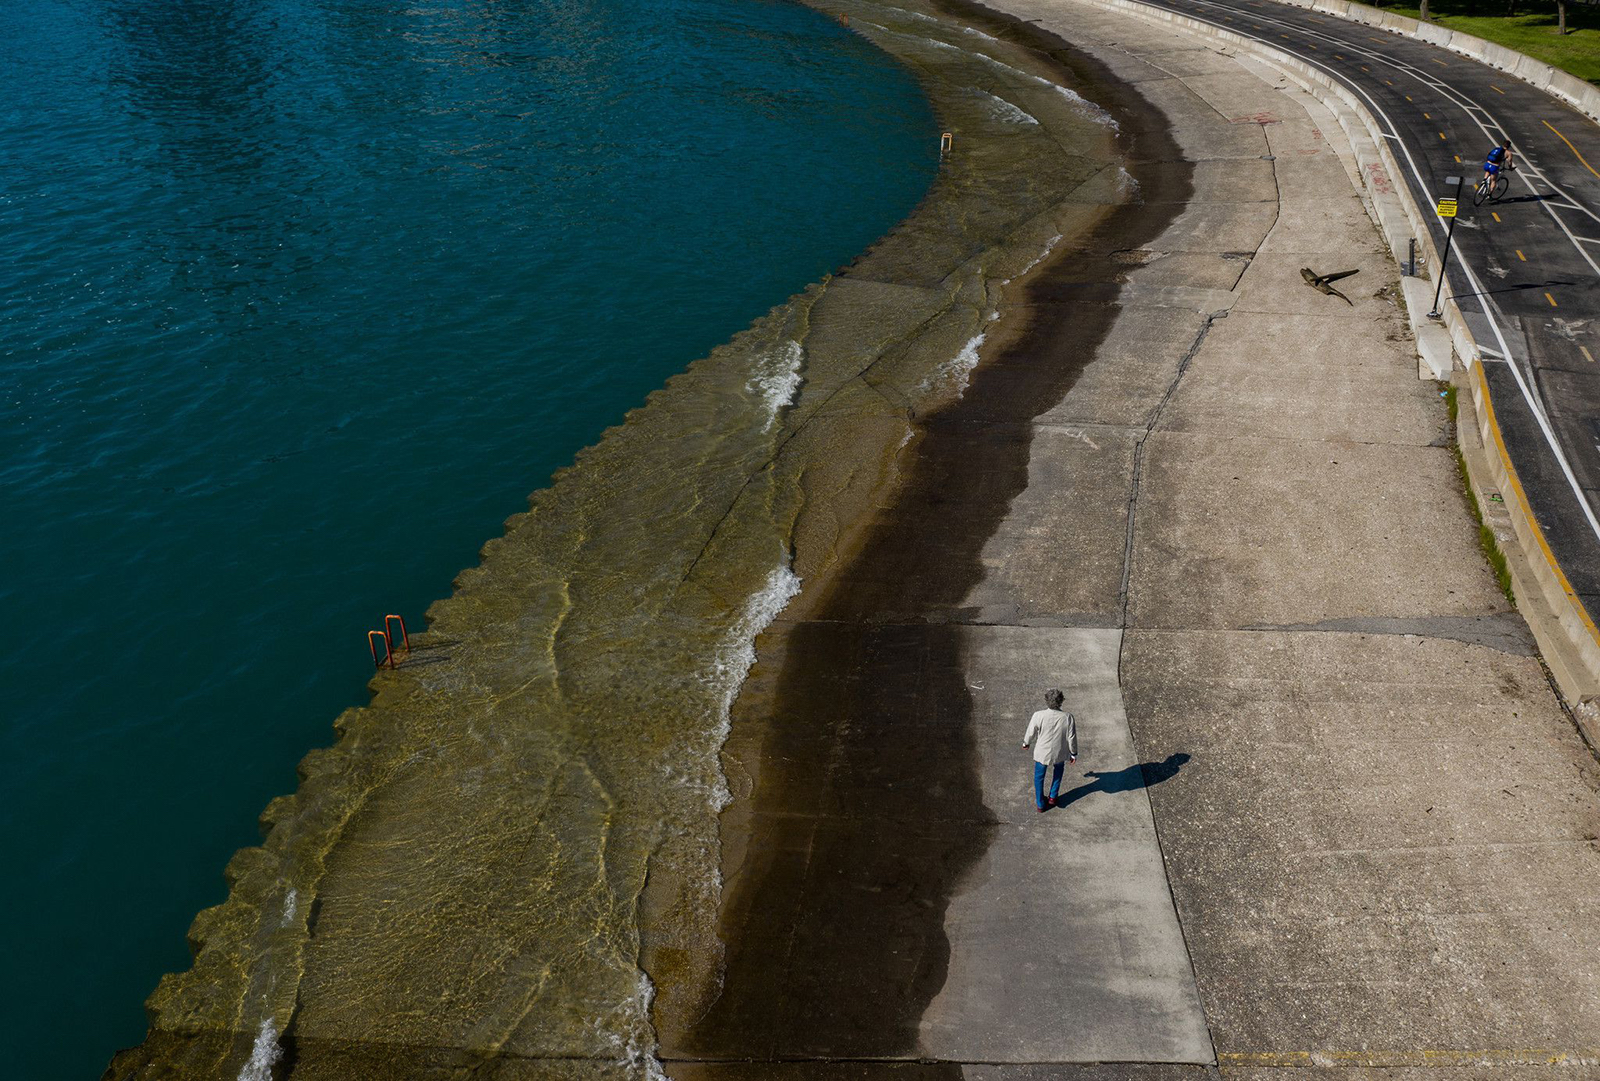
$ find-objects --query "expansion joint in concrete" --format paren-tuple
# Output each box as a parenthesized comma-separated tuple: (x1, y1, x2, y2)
(1115, 309, 1223, 645)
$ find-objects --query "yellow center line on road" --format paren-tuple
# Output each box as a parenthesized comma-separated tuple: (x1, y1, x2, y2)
(1547, 292, 1559, 307)
(1492, 211, 1501, 221)
(1432, 57, 1448, 66)
(1491, 83, 1506, 93)
(1361, 64, 1370, 71)
(1221, 1051, 1600, 1068)
(1424, 112, 1431, 119)
(1582, 345, 1595, 363)
(1516, 249, 1526, 260)
(1439, 131, 1448, 140)
(1542, 119, 1600, 181)
(1455, 154, 1462, 162)
(1406, 94, 1413, 101)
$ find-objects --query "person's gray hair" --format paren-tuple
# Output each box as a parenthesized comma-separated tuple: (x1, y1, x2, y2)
(1045, 688, 1064, 709)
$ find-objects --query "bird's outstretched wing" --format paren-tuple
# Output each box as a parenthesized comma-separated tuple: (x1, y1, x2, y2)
(1302, 267, 1358, 303)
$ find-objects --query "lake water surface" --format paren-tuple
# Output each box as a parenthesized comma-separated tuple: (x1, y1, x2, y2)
(0, 2, 936, 1075)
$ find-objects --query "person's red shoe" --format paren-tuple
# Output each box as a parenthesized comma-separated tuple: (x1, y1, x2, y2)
(1036, 803, 1047, 813)
(1046, 797, 1056, 808)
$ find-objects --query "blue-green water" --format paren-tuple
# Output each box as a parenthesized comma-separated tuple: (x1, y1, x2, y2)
(0, 1, 936, 1075)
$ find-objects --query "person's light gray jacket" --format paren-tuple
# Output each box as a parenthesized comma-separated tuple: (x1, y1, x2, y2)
(1023, 708, 1077, 765)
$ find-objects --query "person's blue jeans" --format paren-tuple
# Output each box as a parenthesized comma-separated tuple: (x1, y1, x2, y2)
(1034, 760, 1065, 808)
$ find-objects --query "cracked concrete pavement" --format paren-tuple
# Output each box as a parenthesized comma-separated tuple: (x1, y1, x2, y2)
(677, 0, 1600, 1075)
(968, 0, 1600, 1073)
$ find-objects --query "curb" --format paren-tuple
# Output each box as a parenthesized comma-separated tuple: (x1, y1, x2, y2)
(1073, 0, 1600, 718)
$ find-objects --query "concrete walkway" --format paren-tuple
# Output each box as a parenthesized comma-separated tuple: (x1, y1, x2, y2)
(677, 0, 1600, 1075)
(965, 0, 1600, 1073)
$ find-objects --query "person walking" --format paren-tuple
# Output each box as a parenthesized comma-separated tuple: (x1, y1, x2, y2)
(1023, 689, 1077, 812)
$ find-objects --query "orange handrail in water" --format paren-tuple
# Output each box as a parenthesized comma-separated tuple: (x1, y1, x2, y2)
(384, 614, 410, 656)
(367, 630, 393, 670)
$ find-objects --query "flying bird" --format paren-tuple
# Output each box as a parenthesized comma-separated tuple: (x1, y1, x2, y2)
(1301, 266, 1360, 305)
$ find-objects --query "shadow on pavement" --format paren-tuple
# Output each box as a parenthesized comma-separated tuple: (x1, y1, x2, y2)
(1449, 279, 1575, 302)
(1051, 752, 1190, 810)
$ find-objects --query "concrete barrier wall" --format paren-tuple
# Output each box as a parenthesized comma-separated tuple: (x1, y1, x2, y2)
(1414, 21, 1452, 47)
(1547, 68, 1598, 110)
(1079, 0, 1600, 701)
(1479, 41, 1523, 74)
(1449, 31, 1488, 62)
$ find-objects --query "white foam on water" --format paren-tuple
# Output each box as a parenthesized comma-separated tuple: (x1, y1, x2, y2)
(963, 26, 1000, 42)
(922, 332, 987, 396)
(602, 972, 670, 1081)
(237, 1020, 281, 1081)
(1017, 233, 1065, 278)
(974, 52, 1036, 82)
(747, 340, 804, 433)
(971, 52, 1118, 130)
(1050, 83, 1118, 129)
(975, 90, 1038, 126)
(702, 564, 803, 811)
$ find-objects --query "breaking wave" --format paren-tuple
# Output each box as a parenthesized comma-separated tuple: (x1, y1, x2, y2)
(237, 1021, 281, 1081)
(747, 340, 804, 432)
(923, 332, 987, 395)
(976, 89, 1039, 125)
(702, 563, 803, 811)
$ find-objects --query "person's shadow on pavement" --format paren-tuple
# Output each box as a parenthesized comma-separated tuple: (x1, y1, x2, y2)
(1050, 752, 1190, 810)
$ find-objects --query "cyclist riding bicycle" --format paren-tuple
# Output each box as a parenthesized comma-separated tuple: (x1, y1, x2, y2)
(1484, 141, 1513, 182)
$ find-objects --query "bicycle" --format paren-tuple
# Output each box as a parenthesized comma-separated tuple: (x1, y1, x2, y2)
(1473, 163, 1510, 205)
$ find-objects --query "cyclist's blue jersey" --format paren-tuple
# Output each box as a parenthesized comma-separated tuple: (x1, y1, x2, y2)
(1486, 146, 1507, 170)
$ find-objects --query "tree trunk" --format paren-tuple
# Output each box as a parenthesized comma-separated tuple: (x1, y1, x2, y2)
(1419, 0, 1430, 20)
(1557, 0, 1567, 34)
(1505, 0, 1515, 16)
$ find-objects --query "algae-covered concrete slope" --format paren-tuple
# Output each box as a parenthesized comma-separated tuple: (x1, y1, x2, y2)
(106, 1, 1136, 1077)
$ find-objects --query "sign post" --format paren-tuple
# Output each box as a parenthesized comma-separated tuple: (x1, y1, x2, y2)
(1428, 175, 1464, 319)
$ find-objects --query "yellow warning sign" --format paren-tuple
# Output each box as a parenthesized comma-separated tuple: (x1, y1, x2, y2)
(1437, 197, 1458, 218)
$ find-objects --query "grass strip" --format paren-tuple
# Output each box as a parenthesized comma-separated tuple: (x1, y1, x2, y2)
(1359, 0, 1600, 85)
(1452, 439, 1517, 605)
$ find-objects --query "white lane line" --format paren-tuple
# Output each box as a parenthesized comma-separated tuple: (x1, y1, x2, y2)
(1182, 0, 1600, 245)
(1156, 0, 1600, 545)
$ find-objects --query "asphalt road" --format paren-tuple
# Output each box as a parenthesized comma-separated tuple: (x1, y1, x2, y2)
(1128, 0, 1600, 612)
